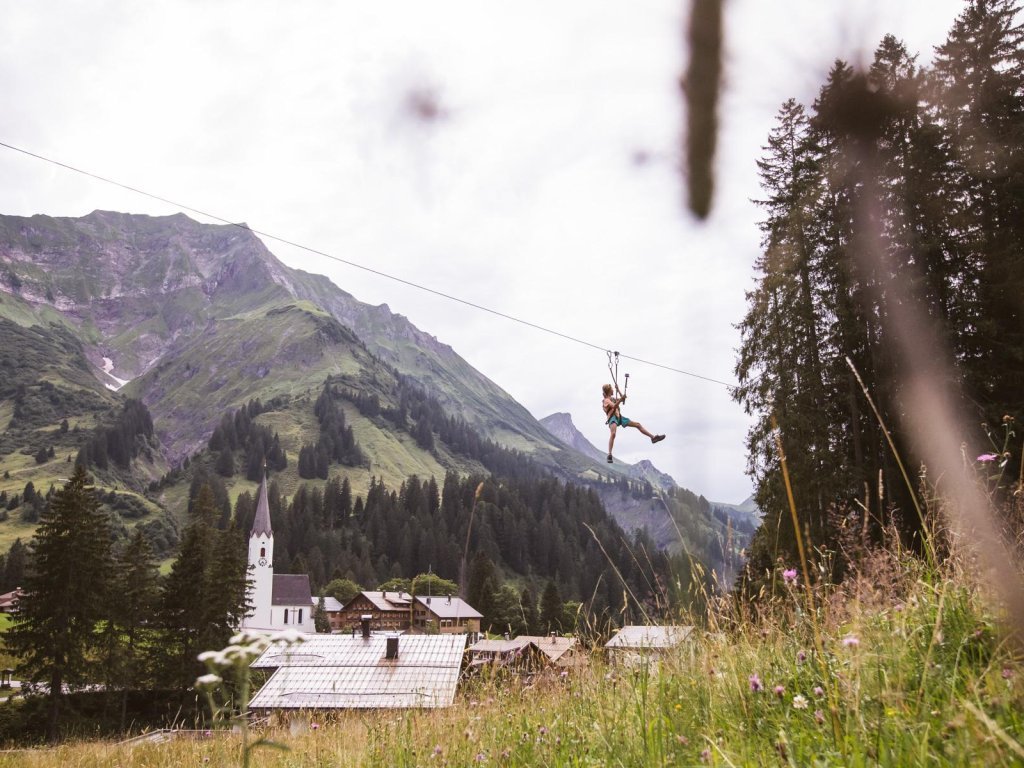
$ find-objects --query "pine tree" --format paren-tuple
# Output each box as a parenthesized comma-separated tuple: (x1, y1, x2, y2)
(539, 580, 563, 633)
(6, 466, 113, 741)
(100, 529, 161, 730)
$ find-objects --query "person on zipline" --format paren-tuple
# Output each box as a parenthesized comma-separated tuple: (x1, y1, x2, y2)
(602, 383, 665, 463)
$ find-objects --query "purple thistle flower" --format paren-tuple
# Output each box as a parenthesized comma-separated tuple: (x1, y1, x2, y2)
(782, 568, 798, 584)
(774, 684, 785, 698)
(797, 650, 807, 663)
(978, 453, 999, 462)
(814, 709, 825, 724)
(842, 634, 860, 648)
(700, 748, 711, 763)
(749, 673, 762, 692)
(1002, 667, 1013, 680)
(813, 686, 824, 697)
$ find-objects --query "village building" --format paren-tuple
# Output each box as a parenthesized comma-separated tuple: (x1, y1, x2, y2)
(468, 634, 584, 672)
(248, 625, 466, 709)
(604, 625, 693, 665)
(311, 595, 345, 632)
(412, 595, 482, 634)
(0, 588, 22, 614)
(337, 591, 482, 635)
(240, 474, 315, 634)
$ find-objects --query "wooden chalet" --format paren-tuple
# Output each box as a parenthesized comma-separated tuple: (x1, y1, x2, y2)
(412, 595, 482, 635)
(337, 591, 414, 632)
(468, 634, 584, 672)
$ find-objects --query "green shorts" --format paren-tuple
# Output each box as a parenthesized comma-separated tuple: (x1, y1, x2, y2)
(606, 415, 631, 427)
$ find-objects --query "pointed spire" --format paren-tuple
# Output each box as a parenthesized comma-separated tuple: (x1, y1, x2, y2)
(251, 471, 273, 538)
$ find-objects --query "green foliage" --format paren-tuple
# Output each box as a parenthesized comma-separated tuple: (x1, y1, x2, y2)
(411, 572, 458, 597)
(322, 577, 362, 605)
(6, 466, 113, 741)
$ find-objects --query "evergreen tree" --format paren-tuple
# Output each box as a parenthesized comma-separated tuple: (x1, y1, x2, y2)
(100, 529, 161, 730)
(539, 580, 563, 633)
(2, 538, 26, 592)
(6, 466, 113, 741)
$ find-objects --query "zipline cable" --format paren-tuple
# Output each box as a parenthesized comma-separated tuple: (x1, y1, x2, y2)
(0, 139, 738, 390)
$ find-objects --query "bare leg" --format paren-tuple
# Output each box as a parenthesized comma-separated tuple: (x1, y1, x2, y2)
(607, 424, 617, 461)
(627, 421, 655, 439)
(627, 422, 666, 443)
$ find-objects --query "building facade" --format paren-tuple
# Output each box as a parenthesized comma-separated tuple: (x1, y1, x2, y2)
(240, 474, 315, 634)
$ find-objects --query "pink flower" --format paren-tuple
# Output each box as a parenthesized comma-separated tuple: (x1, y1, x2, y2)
(1002, 668, 1013, 680)
(700, 748, 711, 763)
(797, 651, 807, 663)
(774, 685, 785, 698)
(813, 686, 824, 697)
(782, 568, 798, 584)
(978, 453, 999, 462)
(842, 635, 860, 648)
(310, 722, 319, 731)
(814, 709, 825, 724)
(749, 673, 762, 692)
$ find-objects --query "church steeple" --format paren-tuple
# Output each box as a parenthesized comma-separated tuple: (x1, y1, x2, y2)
(251, 471, 273, 538)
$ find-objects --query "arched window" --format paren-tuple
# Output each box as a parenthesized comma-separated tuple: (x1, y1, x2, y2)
(298, 609, 303, 624)
(284, 609, 290, 624)
(260, 546, 266, 558)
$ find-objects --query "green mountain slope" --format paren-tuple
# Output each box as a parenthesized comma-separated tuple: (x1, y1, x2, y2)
(0, 210, 730, 561)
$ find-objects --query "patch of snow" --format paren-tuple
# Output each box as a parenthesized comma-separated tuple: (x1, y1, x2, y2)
(101, 356, 132, 391)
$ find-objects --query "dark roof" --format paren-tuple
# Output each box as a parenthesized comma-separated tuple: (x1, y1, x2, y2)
(272, 574, 312, 606)
(251, 474, 272, 538)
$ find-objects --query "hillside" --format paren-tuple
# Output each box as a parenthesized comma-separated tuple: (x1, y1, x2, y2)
(0, 210, 742, 572)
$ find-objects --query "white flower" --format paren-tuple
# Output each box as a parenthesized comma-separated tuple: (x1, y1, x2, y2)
(271, 628, 306, 644)
(197, 650, 221, 663)
(195, 673, 222, 688)
(792, 694, 809, 710)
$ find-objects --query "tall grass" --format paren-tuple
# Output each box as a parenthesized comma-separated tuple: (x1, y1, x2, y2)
(2, 538, 1019, 767)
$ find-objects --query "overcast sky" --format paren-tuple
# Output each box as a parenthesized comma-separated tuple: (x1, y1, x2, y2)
(1, 0, 968, 503)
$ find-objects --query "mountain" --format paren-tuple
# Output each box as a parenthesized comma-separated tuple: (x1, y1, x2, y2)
(0, 210, 748, 573)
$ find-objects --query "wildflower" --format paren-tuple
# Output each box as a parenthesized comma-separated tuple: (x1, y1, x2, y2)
(195, 673, 222, 687)
(674, 703, 682, 711)
(433, 745, 443, 756)
(676, 735, 689, 745)
(814, 709, 825, 724)
(842, 634, 860, 648)
(560, 670, 568, 679)
(782, 568, 798, 584)
(197, 650, 222, 663)
(792, 694, 808, 709)
(797, 651, 806, 663)
(773, 685, 785, 698)
(474, 752, 486, 763)
(813, 686, 824, 697)
(749, 673, 762, 692)
(978, 453, 999, 462)
(538, 726, 548, 736)
(700, 747, 711, 763)
(311, 722, 319, 731)
(1002, 668, 1013, 680)
(501, 748, 511, 759)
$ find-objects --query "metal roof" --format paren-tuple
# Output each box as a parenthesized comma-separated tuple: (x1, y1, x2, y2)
(248, 634, 466, 710)
(250, 474, 273, 538)
(272, 574, 313, 606)
(468, 635, 578, 662)
(415, 595, 483, 620)
(350, 591, 413, 612)
(604, 625, 693, 649)
(312, 596, 344, 612)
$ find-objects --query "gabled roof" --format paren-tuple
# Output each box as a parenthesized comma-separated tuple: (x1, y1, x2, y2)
(248, 634, 467, 709)
(604, 625, 693, 649)
(415, 595, 483, 620)
(251, 473, 273, 538)
(347, 591, 413, 612)
(312, 596, 344, 612)
(272, 574, 312, 606)
(468, 634, 578, 662)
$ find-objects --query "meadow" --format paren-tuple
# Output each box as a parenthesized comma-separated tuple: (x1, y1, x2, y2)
(0, 535, 1019, 768)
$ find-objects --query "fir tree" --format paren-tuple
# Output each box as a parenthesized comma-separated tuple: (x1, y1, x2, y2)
(6, 466, 113, 741)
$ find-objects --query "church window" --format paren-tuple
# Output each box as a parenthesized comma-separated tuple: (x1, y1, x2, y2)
(260, 546, 266, 558)
(298, 609, 303, 624)
(284, 609, 290, 624)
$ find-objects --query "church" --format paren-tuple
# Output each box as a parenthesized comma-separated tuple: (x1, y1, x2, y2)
(240, 473, 315, 634)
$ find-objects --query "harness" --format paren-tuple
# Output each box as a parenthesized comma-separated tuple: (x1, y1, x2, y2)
(603, 351, 630, 424)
